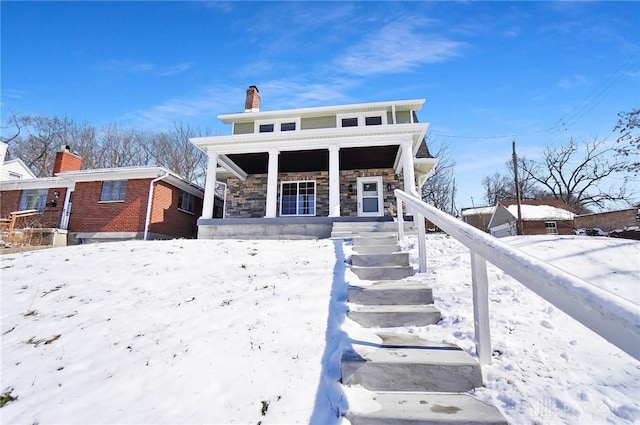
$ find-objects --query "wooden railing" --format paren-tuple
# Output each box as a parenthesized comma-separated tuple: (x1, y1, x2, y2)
(395, 189, 640, 364)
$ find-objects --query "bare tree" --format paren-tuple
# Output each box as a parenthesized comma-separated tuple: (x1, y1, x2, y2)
(150, 123, 209, 184)
(421, 140, 458, 215)
(518, 138, 631, 213)
(481, 171, 513, 205)
(614, 109, 639, 175)
(5, 115, 78, 177)
(94, 124, 153, 168)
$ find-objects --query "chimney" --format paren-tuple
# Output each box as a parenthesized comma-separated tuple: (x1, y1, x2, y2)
(244, 85, 260, 112)
(52, 145, 82, 176)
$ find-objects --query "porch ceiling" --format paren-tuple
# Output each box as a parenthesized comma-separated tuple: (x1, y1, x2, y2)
(226, 146, 400, 174)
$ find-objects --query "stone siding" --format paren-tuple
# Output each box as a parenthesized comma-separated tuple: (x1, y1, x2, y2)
(225, 168, 404, 218)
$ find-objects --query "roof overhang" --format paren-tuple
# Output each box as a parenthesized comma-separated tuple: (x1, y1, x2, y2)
(217, 99, 426, 124)
(0, 177, 73, 191)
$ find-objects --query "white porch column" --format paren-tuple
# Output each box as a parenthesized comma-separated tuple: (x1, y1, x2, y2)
(201, 151, 219, 219)
(328, 146, 340, 217)
(401, 141, 418, 196)
(265, 149, 279, 218)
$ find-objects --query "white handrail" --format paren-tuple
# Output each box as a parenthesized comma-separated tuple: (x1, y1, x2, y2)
(395, 189, 640, 364)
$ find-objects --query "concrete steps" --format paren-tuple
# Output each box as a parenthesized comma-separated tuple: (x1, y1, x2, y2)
(347, 304, 441, 327)
(346, 392, 509, 425)
(332, 220, 508, 424)
(341, 333, 483, 392)
(347, 282, 434, 305)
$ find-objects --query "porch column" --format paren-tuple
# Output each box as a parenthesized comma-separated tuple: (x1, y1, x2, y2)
(401, 141, 418, 196)
(328, 146, 340, 217)
(201, 151, 219, 219)
(265, 149, 279, 218)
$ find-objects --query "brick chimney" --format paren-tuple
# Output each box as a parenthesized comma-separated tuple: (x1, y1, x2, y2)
(244, 85, 260, 112)
(52, 145, 82, 176)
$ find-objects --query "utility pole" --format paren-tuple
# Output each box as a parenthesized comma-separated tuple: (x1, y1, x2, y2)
(512, 141, 523, 235)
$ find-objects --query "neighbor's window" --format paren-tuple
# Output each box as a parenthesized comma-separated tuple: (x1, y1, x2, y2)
(100, 180, 127, 201)
(259, 124, 274, 133)
(365, 116, 383, 126)
(178, 190, 195, 213)
(280, 181, 316, 216)
(341, 117, 358, 127)
(545, 221, 558, 234)
(19, 188, 48, 211)
(280, 122, 296, 131)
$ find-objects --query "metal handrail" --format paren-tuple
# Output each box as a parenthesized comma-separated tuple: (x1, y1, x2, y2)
(395, 189, 640, 364)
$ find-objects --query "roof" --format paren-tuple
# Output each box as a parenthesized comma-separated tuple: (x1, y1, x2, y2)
(462, 206, 496, 216)
(1, 158, 37, 180)
(500, 199, 574, 211)
(218, 98, 426, 124)
(0, 166, 204, 198)
(505, 204, 575, 221)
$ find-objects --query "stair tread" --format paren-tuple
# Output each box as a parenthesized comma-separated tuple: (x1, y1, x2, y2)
(346, 391, 508, 425)
(350, 305, 440, 313)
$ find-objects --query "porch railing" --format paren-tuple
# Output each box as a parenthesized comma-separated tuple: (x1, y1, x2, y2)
(395, 189, 640, 364)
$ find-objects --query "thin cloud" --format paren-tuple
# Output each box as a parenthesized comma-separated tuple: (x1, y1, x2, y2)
(335, 20, 466, 76)
(104, 60, 193, 77)
(557, 74, 590, 90)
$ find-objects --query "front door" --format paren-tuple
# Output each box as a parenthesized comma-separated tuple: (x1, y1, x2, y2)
(357, 177, 383, 217)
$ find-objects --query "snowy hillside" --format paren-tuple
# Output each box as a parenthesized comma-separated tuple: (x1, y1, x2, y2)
(1, 234, 639, 424)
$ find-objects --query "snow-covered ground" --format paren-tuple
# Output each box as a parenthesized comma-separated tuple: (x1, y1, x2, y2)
(1, 234, 639, 424)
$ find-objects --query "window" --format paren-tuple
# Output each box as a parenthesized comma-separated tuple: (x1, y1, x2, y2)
(545, 221, 558, 234)
(280, 181, 316, 216)
(100, 180, 127, 201)
(280, 122, 296, 131)
(365, 116, 382, 126)
(178, 190, 195, 213)
(19, 189, 48, 211)
(341, 117, 358, 127)
(259, 124, 274, 133)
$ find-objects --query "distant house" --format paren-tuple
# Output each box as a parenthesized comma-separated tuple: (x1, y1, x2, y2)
(1, 158, 37, 180)
(461, 206, 496, 233)
(575, 207, 640, 233)
(0, 147, 207, 245)
(189, 85, 438, 239)
(488, 199, 576, 238)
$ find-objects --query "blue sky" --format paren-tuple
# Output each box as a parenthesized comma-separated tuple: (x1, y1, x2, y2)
(2, 1, 639, 208)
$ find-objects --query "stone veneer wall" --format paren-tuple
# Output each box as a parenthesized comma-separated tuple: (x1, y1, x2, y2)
(225, 168, 404, 218)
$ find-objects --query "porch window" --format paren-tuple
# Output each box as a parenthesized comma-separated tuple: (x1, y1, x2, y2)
(100, 180, 127, 202)
(545, 221, 558, 234)
(280, 122, 296, 131)
(259, 124, 274, 133)
(280, 181, 316, 216)
(341, 117, 358, 127)
(178, 190, 195, 213)
(365, 116, 382, 126)
(19, 188, 48, 211)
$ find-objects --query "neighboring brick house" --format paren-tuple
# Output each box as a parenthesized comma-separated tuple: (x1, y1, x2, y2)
(488, 199, 576, 238)
(189, 85, 437, 238)
(0, 147, 207, 245)
(575, 207, 640, 233)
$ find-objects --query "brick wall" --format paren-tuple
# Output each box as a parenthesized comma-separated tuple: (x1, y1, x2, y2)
(69, 180, 148, 233)
(68, 179, 200, 239)
(147, 181, 201, 239)
(1, 188, 67, 228)
(225, 168, 403, 218)
(523, 219, 574, 235)
(575, 208, 638, 232)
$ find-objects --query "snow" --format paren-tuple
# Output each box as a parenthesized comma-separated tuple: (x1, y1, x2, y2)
(506, 204, 575, 220)
(462, 206, 496, 216)
(2, 234, 639, 424)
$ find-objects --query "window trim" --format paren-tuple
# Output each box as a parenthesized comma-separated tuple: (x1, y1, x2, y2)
(178, 190, 195, 214)
(99, 180, 127, 202)
(337, 110, 388, 128)
(19, 188, 48, 211)
(544, 221, 558, 234)
(279, 180, 316, 217)
(254, 118, 300, 134)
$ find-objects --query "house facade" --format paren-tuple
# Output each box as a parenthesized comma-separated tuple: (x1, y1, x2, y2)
(1, 147, 206, 245)
(190, 86, 437, 239)
(488, 200, 576, 238)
